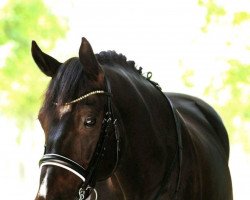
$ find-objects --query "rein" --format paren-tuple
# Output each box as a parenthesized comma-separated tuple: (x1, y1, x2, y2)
(39, 77, 120, 200)
(142, 70, 183, 199)
(153, 95, 183, 199)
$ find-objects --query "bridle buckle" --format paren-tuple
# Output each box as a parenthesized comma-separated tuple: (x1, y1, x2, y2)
(78, 187, 85, 200)
(79, 186, 97, 200)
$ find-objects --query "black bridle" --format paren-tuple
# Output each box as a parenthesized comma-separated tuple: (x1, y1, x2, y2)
(38, 70, 183, 200)
(39, 77, 121, 200)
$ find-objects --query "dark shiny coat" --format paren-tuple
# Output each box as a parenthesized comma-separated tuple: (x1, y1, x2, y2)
(32, 38, 233, 200)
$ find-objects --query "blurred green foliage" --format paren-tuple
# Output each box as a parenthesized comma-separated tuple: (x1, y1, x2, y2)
(181, 69, 195, 88)
(198, 0, 226, 32)
(183, 1, 250, 151)
(0, 0, 67, 132)
(233, 12, 250, 25)
(204, 60, 250, 151)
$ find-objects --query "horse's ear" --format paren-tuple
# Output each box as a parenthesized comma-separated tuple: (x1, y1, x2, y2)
(79, 37, 101, 80)
(31, 41, 61, 77)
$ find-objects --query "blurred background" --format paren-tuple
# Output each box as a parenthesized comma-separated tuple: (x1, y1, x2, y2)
(0, 0, 249, 199)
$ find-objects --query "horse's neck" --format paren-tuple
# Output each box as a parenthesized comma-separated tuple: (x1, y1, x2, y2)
(108, 68, 178, 198)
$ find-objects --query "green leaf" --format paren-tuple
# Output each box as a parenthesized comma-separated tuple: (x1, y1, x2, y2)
(233, 12, 250, 25)
(0, 0, 68, 129)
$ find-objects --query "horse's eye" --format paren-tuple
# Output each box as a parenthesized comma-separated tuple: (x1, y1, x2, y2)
(84, 117, 97, 127)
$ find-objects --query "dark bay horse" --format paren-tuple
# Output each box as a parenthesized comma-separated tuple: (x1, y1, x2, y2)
(32, 37, 233, 200)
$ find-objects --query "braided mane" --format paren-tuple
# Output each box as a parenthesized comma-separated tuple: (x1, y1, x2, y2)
(96, 51, 139, 73)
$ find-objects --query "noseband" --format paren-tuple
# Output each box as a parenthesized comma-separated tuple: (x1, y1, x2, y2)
(39, 77, 120, 200)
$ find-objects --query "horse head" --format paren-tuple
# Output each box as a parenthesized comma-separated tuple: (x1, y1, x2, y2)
(31, 37, 233, 200)
(32, 38, 119, 200)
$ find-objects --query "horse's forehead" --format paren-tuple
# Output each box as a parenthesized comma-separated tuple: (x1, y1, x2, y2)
(58, 104, 72, 118)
